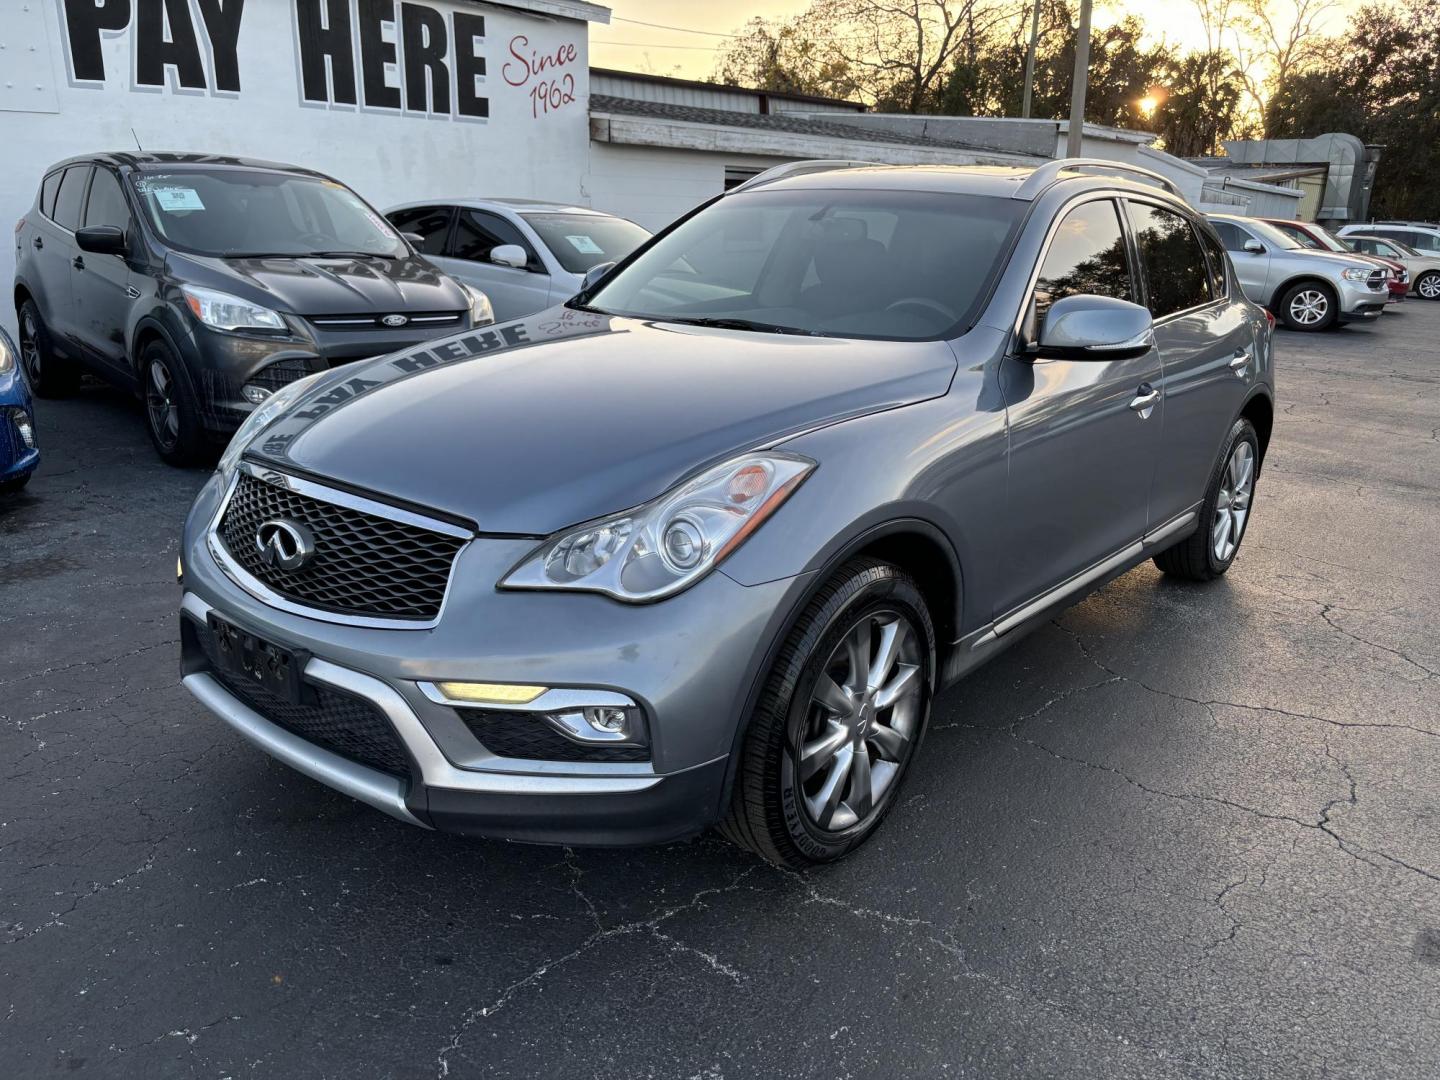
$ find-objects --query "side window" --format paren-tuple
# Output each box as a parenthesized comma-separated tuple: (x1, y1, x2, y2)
(1129, 203, 1212, 318)
(1210, 221, 1246, 251)
(52, 166, 92, 231)
(387, 205, 452, 255)
(450, 209, 538, 268)
(40, 172, 63, 218)
(83, 169, 132, 231)
(1354, 238, 1379, 255)
(1198, 228, 1229, 298)
(1407, 230, 1440, 253)
(1032, 200, 1132, 322)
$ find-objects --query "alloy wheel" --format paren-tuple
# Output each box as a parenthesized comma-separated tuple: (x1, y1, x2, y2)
(19, 308, 41, 383)
(146, 358, 180, 450)
(797, 610, 923, 833)
(1288, 289, 1329, 325)
(1212, 440, 1255, 563)
(1419, 274, 1440, 300)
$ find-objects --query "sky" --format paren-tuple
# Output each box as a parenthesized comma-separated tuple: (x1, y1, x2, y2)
(589, 0, 1364, 86)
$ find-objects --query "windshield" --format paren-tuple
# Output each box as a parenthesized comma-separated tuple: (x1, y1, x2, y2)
(522, 212, 651, 274)
(1306, 226, 1348, 252)
(584, 187, 1025, 341)
(129, 169, 407, 259)
(1243, 219, 1301, 250)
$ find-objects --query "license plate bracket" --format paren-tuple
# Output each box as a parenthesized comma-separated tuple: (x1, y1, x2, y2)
(207, 612, 313, 705)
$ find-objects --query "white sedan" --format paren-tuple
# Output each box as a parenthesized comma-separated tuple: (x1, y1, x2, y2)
(1342, 234, 1440, 300)
(385, 198, 652, 322)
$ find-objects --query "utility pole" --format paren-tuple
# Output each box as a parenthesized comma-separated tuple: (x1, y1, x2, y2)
(1065, 0, 1093, 158)
(1021, 0, 1041, 119)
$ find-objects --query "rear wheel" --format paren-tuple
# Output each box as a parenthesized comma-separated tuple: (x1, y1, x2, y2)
(1277, 281, 1336, 331)
(1415, 271, 1440, 301)
(140, 339, 207, 466)
(719, 559, 935, 867)
(17, 299, 80, 396)
(1153, 418, 1259, 581)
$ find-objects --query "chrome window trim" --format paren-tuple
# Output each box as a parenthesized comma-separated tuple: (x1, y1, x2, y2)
(206, 464, 473, 630)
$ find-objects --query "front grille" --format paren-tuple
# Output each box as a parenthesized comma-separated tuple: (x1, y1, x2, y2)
(193, 621, 411, 779)
(308, 312, 464, 330)
(460, 710, 651, 764)
(217, 472, 465, 621)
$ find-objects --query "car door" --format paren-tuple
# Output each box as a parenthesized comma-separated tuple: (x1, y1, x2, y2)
(438, 208, 552, 321)
(1210, 219, 1271, 303)
(995, 196, 1164, 619)
(1129, 202, 1255, 527)
(32, 165, 91, 347)
(71, 166, 137, 376)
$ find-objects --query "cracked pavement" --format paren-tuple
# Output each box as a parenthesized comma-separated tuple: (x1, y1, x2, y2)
(4, 305, 1440, 1079)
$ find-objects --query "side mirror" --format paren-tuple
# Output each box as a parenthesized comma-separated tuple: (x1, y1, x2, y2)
(1243, 239, 1265, 254)
(1036, 294, 1153, 361)
(76, 225, 127, 256)
(490, 244, 529, 270)
(580, 261, 617, 293)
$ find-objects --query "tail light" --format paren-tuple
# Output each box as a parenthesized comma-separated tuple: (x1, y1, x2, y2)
(1264, 308, 1276, 332)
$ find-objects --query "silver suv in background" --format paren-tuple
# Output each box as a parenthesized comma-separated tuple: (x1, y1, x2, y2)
(1208, 214, 1389, 331)
(385, 199, 651, 322)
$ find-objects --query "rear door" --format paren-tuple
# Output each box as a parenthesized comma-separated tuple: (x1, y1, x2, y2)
(995, 196, 1163, 619)
(71, 166, 137, 376)
(1129, 201, 1254, 526)
(33, 165, 91, 346)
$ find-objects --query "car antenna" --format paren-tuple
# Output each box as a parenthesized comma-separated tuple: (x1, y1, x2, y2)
(131, 128, 144, 152)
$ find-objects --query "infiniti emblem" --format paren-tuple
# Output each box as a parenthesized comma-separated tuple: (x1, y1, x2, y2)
(381, 313, 409, 327)
(255, 518, 315, 572)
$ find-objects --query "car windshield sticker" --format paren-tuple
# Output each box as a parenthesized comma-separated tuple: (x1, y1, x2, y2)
(565, 235, 604, 255)
(152, 188, 205, 212)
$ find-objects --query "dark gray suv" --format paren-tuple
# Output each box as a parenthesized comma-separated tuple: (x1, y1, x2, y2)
(179, 159, 1275, 866)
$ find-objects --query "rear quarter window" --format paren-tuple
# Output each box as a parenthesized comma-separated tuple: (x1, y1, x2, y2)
(40, 172, 62, 218)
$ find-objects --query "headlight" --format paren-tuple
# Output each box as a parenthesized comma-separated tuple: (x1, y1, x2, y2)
(0, 332, 14, 375)
(500, 451, 815, 602)
(217, 369, 328, 476)
(461, 283, 495, 327)
(181, 285, 287, 332)
(1341, 267, 1372, 282)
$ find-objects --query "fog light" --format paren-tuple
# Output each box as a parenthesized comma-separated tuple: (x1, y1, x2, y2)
(437, 681, 548, 705)
(12, 411, 35, 449)
(241, 384, 272, 405)
(548, 706, 645, 745)
(586, 707, 628, 732)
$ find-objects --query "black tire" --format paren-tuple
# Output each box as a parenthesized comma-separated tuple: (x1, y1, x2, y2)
(16, 299, 81, 397)
(719, 558, 936, 867)
(139, 338, 208, 466)
(1153, 417, 1260, 581)
(1276, 280, 1337, 331)
(1415, 271, 1440, 301)
(0, 473, 32, 494)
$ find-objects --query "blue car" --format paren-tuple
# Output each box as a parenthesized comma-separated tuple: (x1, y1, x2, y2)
(0, 326, 39, 492)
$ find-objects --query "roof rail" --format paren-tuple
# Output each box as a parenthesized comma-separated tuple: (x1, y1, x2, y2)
(1013, 158, 1183, 201)
(728, 159, 882, 194)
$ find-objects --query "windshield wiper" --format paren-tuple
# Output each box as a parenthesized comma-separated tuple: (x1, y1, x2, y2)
(667, 316, 813, 336)
(305, 250, 398, 260)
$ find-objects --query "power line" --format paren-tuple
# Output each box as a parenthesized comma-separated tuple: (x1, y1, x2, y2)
(611, 16, 739, 39)
(592, 40, 722, 51)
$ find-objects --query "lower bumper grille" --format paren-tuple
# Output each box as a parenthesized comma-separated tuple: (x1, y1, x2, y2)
(460, 709, 650, 764)
(190, 619, 412, 779)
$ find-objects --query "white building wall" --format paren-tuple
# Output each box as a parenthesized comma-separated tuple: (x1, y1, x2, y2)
(586, 143, 783, 230)
(1, 0, 597, 336)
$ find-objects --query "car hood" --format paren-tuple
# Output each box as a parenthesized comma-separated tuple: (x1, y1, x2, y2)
(170, 251, 468, 315)
(1289, 249, 1378, 273)
(246, 307, 959, 535)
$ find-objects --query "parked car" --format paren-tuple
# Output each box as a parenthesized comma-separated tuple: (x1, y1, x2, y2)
(180, 159, 1275, 866)
(0, 326, 39, 492)
(13, 153, 494, 465)
(1207, 214, 1389, 330)
(1337, 220, 1440, 258)
(385, 199, 650, 321)
(1263, 218, 1409, 303)
(1339, 234, 1440, 301)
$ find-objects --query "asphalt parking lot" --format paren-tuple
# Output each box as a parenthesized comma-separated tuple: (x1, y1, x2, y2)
(4, 305, 1439, 1079)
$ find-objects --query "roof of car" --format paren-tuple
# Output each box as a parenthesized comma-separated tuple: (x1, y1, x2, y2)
(750, 162, 1185, 203)
(47, 151, 326, 177)
(387, 197, 618, 216)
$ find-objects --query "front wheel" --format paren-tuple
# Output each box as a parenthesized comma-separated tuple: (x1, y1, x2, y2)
(140, 339, 208, 466)
(719, 559, 935, 867)
(1153, 418, 1259, 581)
(1415, 271, 1440, 301)
(1277, 281, 1336, 331)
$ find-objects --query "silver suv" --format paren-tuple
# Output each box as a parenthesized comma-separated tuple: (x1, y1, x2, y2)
(1208, 214, 1389, 331)
(180, 160, 1275, 866)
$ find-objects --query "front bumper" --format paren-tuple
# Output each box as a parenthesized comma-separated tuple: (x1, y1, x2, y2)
(1336, 279, 1388, 321)
(179, 472, 805, 844)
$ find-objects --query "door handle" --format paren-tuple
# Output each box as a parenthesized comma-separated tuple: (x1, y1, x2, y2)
(32, 236, 43, 250)
(1229, 349, 1250, 373)
(1129, 385, 1161, 416)
(126, 285, 141, 299)
(72, 256, 85, 271)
